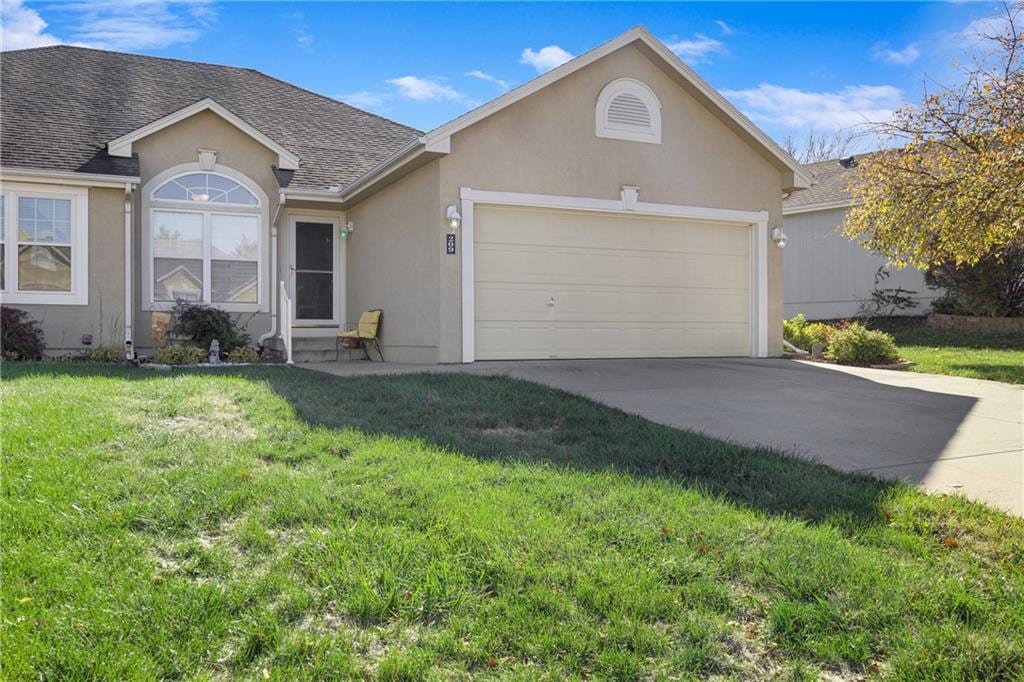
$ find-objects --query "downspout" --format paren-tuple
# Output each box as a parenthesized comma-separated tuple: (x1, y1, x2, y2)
(123, 182, 136, 360)
(258, 192, 286, 347)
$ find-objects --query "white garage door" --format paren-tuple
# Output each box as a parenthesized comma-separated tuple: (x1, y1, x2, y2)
(474, 204, 752, 360)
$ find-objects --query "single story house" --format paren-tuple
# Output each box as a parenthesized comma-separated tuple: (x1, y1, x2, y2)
(782, 156, 940, 320)
(1, 26, 811, 363)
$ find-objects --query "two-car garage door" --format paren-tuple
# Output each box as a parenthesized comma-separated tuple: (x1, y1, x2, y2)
(473, 204, 752, 360)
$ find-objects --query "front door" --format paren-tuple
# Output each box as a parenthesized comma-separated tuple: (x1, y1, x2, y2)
(290, 218, 340, 325)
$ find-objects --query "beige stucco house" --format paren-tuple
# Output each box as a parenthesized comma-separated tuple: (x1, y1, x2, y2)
(1, 27, 810, 363)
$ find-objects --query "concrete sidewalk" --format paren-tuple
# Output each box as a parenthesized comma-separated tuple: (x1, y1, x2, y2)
(303, 358, 1024, 515)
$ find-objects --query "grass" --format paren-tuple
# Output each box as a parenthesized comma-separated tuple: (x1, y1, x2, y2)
(2, 363, 1023, 680)
(866, 317, 1024, 384)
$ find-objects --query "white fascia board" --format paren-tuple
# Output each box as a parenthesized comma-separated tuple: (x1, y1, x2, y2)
(421, 26, 812, 190)
(0, 166, 141, 188)
(783, 199, 856, 216)
(106, 98, 300, 170)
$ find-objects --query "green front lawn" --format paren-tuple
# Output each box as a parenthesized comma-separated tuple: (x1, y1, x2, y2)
(3, 364, 1023, 679)
(868, 318, 1024, 384)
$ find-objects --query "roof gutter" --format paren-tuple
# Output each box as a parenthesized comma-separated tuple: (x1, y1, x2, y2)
(0, 166, 142, 188)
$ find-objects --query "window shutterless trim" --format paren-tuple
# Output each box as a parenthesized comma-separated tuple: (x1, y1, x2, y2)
(0, 182, 88, 305)
(141, 162, 269, 313)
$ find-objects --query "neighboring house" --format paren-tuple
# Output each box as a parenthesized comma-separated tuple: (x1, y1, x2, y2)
(782, 156, 940, 320)
(0, 27, 811, 363)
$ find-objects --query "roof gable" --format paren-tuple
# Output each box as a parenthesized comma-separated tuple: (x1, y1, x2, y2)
(0, 45, 420, 191)
(107, 98, 300, 170)
(342, 26, 812, 199)
(422, 26, 812, 191)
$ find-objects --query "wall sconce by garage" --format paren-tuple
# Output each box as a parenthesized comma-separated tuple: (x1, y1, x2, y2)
(771, 227, 788, 249)
(446, 204, 462, 232)
(340, 221, 355, 239)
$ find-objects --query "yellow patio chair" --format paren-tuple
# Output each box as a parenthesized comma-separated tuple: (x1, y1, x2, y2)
(337, 309, 383, 361)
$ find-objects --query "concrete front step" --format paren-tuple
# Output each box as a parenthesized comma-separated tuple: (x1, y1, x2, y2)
(291, 334, 367, 363)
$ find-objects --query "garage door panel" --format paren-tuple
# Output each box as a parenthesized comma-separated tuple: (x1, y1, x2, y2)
(474, 205, 752, 359)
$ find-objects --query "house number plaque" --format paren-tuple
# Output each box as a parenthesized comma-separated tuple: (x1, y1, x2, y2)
(446, 233, 457, 255)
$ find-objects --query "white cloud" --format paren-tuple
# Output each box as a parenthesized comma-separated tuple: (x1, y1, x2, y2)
(465, 69, 511, 91)
(714, 19, 735, 35)
(55, 0, 215, 51)
(960, 11, 1023, 46)
(1, 0, 61, 50)
(386, 75, 464, 102)
(665, 34, 725, 64)
(722, 83, 903, 130)
(338, 91, 390, 110)
(871, 42, 920, 65)
(520, 45, 573, 73)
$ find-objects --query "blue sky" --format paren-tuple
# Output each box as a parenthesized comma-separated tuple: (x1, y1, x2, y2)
(1, 1, 1012, 151)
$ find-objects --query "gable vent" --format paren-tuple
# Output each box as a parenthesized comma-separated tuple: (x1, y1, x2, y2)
(607, 93, 652, 129)
(596, 78, 662, 144)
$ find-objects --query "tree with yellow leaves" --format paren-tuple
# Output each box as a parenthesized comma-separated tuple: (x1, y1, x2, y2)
(845, 2, 1023, 270)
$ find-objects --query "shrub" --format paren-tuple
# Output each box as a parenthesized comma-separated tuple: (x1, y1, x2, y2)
(86, 345, 126, 363)
(926, 245, 1024, 317)
(226, 346, 261, 364)
(1, 307, 46, 360)
(170, 300, 250, 353)
(783, 314, 811, 350)
(153, 345, 206, 366)
(805, 322, 836, 350)
(825, 323, 901, 365)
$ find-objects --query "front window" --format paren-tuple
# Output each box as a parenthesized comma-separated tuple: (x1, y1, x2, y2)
(149, 171, 262, 309)
(0, 185, 88, 305)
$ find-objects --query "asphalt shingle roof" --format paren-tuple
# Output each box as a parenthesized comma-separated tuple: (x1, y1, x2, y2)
(0, 45, 421, 191)
(783, 157, 858, 209)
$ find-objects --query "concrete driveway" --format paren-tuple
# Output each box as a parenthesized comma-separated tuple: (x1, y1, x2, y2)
(305, 358, 1023, 515)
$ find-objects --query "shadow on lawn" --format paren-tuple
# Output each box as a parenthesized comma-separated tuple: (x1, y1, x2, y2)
(3, 362, 976, 529)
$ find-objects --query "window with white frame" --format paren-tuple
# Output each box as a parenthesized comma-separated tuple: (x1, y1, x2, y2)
(149, 171, 262, 309)
(595, 78, 662, 145)
(0, 184, 89, 305)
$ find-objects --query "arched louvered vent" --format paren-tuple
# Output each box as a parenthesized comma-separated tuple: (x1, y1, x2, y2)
(607, 93, 652, 129)
(596, 79, 662, 144)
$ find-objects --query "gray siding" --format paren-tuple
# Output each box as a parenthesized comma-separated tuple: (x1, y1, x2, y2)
(783, 207, 939, 320)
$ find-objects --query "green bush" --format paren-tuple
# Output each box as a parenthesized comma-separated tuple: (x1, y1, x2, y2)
(170, 300, 250, 353)
(825, 323, 901, 365)
(783, 314, 811, 349)
(805, 322, 836, 350)
(153, 345, 206, 366)
(226, 346, 261, 364)
(86, 345, 126, 363)
(1, 306, 46, 360)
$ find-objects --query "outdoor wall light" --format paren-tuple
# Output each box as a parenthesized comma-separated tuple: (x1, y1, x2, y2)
(446, 204, 462, 232)
(771, 226, 788, 249)
(340, 221, 355, 239)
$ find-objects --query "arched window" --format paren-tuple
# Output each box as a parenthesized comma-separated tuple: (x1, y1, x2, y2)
(595, 79, 662, 145)
(147, 170, 263, 308)
(152, 172, 259, 206)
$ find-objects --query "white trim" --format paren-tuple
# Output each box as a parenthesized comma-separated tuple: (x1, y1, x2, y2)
(782, 199, 854, 216)
(755, 219, 769, 357)
(107, 98, 300, 171)
(285, 212, 345, 328)
(0, 167, 140, 188)
(0, 182, 89, 306)
(141, 162, 270, 313)
(460, 188, 768, 224)
(595, 78, 662, 144)
(124, 183, 134, 353)
(458, 186, 770, 362)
